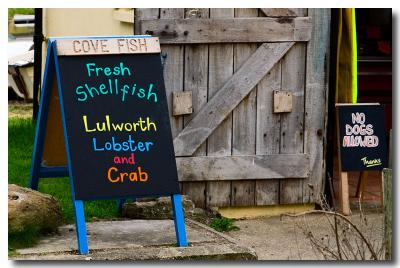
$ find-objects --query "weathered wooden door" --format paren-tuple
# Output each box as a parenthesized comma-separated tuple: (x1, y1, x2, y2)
(135, 8, 330, 208)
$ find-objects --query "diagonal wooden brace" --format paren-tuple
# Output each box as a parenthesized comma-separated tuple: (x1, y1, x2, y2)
(173, 42, 295, 156)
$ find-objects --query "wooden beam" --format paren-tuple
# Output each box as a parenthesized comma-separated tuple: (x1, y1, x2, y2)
(388, 129, 392, 168)
(383, 168, 392, 260)
(180, 8, 210, 209)
(177, 154, 310, 181)
(260, 8, 307, 17)
(231, 8, 259, 207)
(56, 37, 160, 56)
(173, 42, 294, 156)
(255, 58, 282, 206)
(205, 8, 235, 208)
(336, 107, 350, 216)
(159, 9, 185, 139)
(134, 8, 159, 34)
(279, 39, 307, 205)
(338, 171, 350, 216)
(303, 9, 331, 203)
(140, 17, 311, 43)
(278, 7, 308, 206)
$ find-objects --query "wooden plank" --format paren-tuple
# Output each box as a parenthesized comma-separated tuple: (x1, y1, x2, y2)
(141, 17, 312, 43)
(231, 182, 255, 206)
(206, 181, 231, 208)
(181, 181, 206, 209)
(255, 64, 281, 156)
(279, 39, 307, 204)
(388, 129, 392, 168)
(273, 90, 293, 113)
(206, 8, 234, 208)
(355, 171, 367, 199)
(279, 181, 302, 204)
(174, 42, 295, 156)
(180, 8, 209, 209)
(231, 8, 258, 206)
(260, 8, 307, 17)
(157, 9, 185, 192)
(182, 10, 209, 130)
(255, 180, 279, 205)
(255, 2, 280, 204)
(56, 37, 160, 56)
(134, 8, 159, 34)
(279, 43, 306, 153)
(338, 171, 350, 215)
(336, 108, 351, 215)
(383, 168, 392, 260)
(232, 8, 257, 156)
(184, 8, 209, 18)
(303, 9, 331, 203)
(172, 91, 193, 116)
(159, 9, 185, 138)
(255, 58, 282, 205)
(177, 154, 310, 181)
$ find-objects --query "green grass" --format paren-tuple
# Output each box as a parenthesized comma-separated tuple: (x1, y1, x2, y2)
(209, 217, 240, 232)
(8, 226, 42, 255)
(8, 8, 35, 20)
(8, 117, 118, 249)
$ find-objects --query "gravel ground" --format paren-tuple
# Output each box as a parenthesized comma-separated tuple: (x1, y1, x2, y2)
(226, 212, 385, 260)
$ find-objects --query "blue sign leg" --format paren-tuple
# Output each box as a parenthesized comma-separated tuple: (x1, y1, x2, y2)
(52, 41, 89, 255)
(73, 200, 89, 254)
(171, 194, 188, 247)
(29, 42, 55, 190)
(117, 198, 126, 213)
(29, 172, 40, 190)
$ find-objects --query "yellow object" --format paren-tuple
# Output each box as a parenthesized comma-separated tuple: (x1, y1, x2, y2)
(217, 204, 315, 219)
(43, 8, 133, 37)
(336, 8, 358, 104)
(40, 8, 135, 165)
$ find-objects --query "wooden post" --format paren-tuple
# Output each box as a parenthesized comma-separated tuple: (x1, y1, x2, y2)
(336, 108, 351, 215)
(338, 172, 351, 215)
(382, 168, 392, 260)
(355, 171, 367, 200)
(388, 129, 392, 168)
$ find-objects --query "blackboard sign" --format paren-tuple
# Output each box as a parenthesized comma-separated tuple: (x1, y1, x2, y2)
(337, 104, 388, 171)
(56, 38, 180, 200)
(29, 37, 188, 254)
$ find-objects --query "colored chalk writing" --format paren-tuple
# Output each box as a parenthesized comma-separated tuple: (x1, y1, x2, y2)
(57, 51, 180, 200)
(337, 104, 388, 171)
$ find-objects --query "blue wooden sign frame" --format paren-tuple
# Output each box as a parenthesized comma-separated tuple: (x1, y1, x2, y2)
(29, 36, 188, 254)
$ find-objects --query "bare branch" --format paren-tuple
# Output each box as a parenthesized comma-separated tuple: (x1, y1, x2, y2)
(282, 210, 379, 260)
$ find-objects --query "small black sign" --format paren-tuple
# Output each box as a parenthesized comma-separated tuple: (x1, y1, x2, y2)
(337, 104, 388, 171)
(57, 53, 180, 200)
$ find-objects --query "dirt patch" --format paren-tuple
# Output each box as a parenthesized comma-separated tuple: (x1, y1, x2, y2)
(225, 212, 384, 260)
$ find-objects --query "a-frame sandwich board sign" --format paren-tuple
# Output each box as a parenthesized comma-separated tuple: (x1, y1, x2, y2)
(335, 103, 388, 215)
(29, 36, 188, 254)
